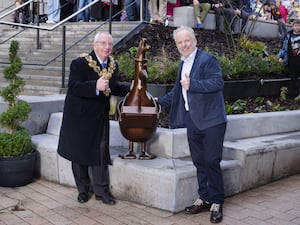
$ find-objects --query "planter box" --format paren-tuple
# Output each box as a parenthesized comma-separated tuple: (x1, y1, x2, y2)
(224, 78, 297, 100)
(132, 78, 297, 100)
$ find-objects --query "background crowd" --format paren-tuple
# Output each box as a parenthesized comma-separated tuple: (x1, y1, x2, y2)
(12, 0, 300, 26)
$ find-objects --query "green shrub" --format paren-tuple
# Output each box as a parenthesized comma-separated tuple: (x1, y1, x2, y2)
(116, 47, 178, 83)
(209, 37, 285, 80)
(0, 40, 34, 157)
(0, 130, 35, 157)
(117, 37, 285, 83)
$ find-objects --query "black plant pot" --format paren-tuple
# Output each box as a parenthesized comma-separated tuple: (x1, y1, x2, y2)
(0, 151, 37, 187)
(223, 78, 297, 100)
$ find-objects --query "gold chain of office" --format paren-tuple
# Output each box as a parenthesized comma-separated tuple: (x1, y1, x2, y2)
(80, 53, 116, 96)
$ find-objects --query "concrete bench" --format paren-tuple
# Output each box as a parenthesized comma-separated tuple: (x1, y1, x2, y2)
(173, 6, 195, 27)
(223, 111, 300, 190)
(32, 109, 300, 212)
(32, 112, 240, 212)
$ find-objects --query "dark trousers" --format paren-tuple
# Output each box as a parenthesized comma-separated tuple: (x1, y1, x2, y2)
(185, 112, 226, 204)
(72, 162, 110, 196)
(288, 60, 300, 92)
(214, 7, 249, 33)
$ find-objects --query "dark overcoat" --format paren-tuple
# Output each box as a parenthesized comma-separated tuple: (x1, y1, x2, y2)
(57, 50, 129, 166)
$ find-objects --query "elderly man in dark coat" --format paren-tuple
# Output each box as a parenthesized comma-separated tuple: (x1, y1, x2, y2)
(58, 31, 129, 205)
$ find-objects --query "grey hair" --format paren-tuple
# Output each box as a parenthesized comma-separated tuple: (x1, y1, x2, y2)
(173, 26, 196, 42)
(94, 31, 113, 43)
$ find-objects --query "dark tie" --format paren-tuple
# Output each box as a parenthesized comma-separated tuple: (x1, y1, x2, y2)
(102, 63, 106, 69)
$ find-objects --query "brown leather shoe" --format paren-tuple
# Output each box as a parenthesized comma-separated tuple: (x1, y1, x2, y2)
(185, 198, 211, 214)
(210, 203, 223, 223)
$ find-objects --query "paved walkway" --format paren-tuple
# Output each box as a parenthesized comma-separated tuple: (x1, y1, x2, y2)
(0, 174, 300, 225)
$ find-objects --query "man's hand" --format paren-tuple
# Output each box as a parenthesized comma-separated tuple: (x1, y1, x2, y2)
(180, 73, 190, 91)
(278, 58, 284, 63)
(213, 3, 223, 8)
(96, 76, 109, 91)
(235, 9, 241, 16)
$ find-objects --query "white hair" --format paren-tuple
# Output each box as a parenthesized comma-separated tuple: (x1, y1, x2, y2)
(94, 31, 113, 43)
(173, 26, 196, 42)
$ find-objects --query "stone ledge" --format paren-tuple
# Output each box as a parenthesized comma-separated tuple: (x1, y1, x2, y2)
(109, 153, 241, 212)
(31, 109, 300, 212)
(224, 132, 300, 191)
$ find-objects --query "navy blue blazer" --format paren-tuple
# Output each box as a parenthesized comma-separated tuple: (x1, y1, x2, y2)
(158, 49, 227, 130)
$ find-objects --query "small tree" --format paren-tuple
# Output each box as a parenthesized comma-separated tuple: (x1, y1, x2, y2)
(0, 40, 34, 157)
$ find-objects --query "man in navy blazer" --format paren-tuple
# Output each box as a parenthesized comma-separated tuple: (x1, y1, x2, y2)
(157, 26, 227, 223)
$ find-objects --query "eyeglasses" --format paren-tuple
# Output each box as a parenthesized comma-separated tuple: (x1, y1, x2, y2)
(95, 41, 113, 47)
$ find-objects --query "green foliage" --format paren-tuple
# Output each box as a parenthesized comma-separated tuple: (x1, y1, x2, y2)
(116, 52, 134, 81)
(225, 86, 300, 115)
(158, 58, 178, 83)
(0, 100, 31, 132)
(279, 86, 288, 102)
(225, 99, 248, 114)
(116, 47, 178, 83)
(295, 94, 300, 102)
(215, 54, 232, 79)
(0, 130, 35, 157)
(0, 40, 34, 157)
(211, 37, 285, 80)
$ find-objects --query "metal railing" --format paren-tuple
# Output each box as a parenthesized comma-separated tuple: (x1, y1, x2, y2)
(0, 0, 144, 89)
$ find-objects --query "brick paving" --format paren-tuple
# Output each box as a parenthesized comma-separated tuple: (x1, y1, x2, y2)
(0, 174, 299, 225)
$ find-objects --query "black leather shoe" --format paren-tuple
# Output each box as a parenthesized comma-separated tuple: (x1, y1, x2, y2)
(210, 204, 223, 223)
(96, 191, 116, 205)
(185, 198, 211, 214)
(77, 193, 89, 203)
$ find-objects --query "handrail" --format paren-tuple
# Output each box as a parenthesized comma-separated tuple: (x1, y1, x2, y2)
(0, 3, 15, 14)
(0, 0, 32, 20)
(0, 0, 100, 31)
(0, 0, 144, 89)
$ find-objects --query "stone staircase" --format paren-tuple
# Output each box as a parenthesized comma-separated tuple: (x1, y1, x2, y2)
(0, 21, 142, 95)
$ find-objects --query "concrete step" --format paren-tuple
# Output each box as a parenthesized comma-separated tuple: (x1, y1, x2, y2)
(0, 74, 68, 87)
(0, 82, 66, 95)
(0, 21, 142, 95)
(31, 111, 242, 212)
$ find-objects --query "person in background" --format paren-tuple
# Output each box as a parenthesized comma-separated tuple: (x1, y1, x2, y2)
(191, 0, 211, 29)
(262, 2, 272, 20)
(47, 0, 61, 23)
(57, 31, 130, 205)
(125, 0, 150, 21)
(212, 0, 250, 34)
(13, 0, 25, 26)
(278, 19, 300, 92)
(251, 0, 264, 18)
(90, 0, 121, 21)
(288, 0, 300, 23)
(270, 0, 287, 37)
(77, 0, 92, 21)
(60, 0, 75, 21)
(156, 26, 227, 223)
(149, 0, 168, 24)
(277, 0, 289, 23)
(166, 0, 181, 20)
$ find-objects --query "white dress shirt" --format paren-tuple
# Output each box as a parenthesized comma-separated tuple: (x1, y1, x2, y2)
(180, 48, 197, 111)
